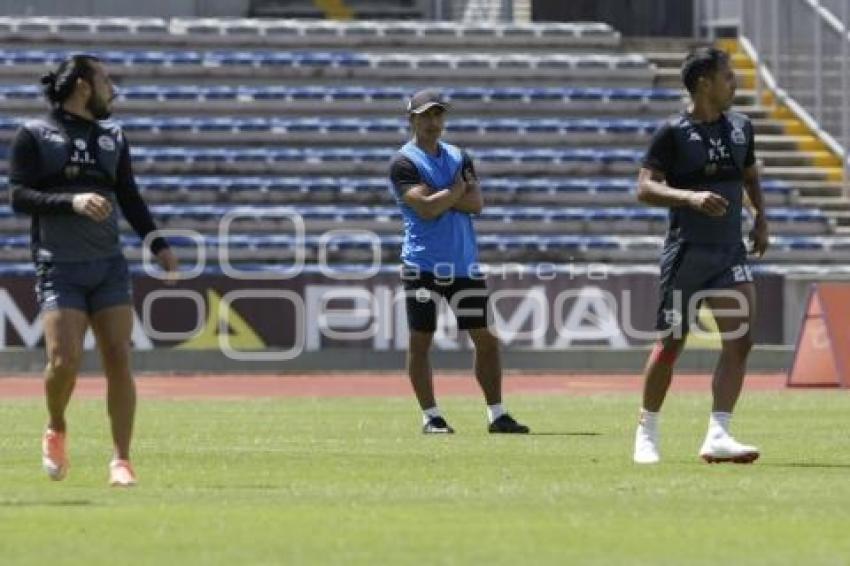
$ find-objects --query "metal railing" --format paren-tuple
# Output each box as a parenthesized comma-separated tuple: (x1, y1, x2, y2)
(698, 0, 850, 192)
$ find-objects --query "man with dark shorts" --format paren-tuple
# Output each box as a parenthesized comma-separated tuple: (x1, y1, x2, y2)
(388, 89, 529, 434)
(9, 54, 179, 485)
(632, 47, 769, 464)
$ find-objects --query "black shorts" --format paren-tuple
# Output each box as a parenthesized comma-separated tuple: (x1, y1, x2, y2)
(402, 268, 490, 332)
(35, 255, 133, 314)
(656, 240, 752, 334)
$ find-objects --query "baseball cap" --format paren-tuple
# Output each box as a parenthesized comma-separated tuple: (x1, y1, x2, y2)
(407, 89, 450, 114)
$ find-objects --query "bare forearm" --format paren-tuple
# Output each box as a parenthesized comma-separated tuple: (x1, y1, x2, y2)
(744, 180, 766, 219)
(452, 184, 483, 214)
(414, 187, 464, 219)
(637, 179, 694, 208)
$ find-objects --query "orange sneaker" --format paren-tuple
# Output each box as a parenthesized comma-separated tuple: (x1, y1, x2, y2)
(109, 459, 137, 487)
(42, 429, 69, 481)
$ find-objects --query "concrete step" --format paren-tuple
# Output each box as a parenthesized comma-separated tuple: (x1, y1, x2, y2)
(758, 150, 839, 168)
(797, 195, 850, 209)
(821, 209, 850, 224)
(789, 180, 846, 197)
(764, 166, 843, 181)
(756, 134, 823, 151)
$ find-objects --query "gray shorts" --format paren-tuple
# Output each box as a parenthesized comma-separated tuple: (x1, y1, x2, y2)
(35, 255, 133, 314)
(655, 240, 752, 334)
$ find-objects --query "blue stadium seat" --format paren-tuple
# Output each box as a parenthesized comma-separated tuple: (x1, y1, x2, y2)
(525, 119, 562, 133)
(0, 85, 40, 99)
(567, 88, 606, 101)
(261, 53, 295, 67)
(204, 87, 239, 100)
(268, 178, 306, 193)
(490, 88, 527, 101)
(197, 118, 237, 132)
(585, 237, 621, 250)
(417, 54, 454, 70)
(367, 87, 406, 101)
(285, 119, 323, 133)
(364, 119, 403, 133)
(483, 119, 523, 134)
(595, 179, 634, 194)
(290, 87, 327, 101)
(549, 209, 586, 222)
(551, 179, 591, 194)
(162, 87, 199, 100)
(520, 149, 560, 163)
(325, 119, 365, 133)
(297, 52, 336, 67)
(477, 149, 517, 163)
(329, 87, 368, 101)
(445, 88, 489, 102)
(528, 88, 566, 102)
(560, 149, 599, 163)
(445, 119, 480, 134)
(360, 149, 394, 162)
(513, 179, 555, 195)
(608, 88, 646, 101)
(784, 237, 826, 250)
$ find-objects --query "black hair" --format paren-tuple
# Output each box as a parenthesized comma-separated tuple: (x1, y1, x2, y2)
(681, 47, 730, 94)
(40, 54, 101, 106)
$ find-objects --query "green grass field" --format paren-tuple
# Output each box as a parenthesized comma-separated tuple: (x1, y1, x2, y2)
(1, 391, 849, 565)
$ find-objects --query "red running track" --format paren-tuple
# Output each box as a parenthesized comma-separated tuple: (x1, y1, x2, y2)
(0, 372, 789, 399)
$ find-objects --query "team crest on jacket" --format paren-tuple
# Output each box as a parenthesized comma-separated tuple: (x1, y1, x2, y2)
(98, 135, 116, 151)
(731, 127, 746, 145)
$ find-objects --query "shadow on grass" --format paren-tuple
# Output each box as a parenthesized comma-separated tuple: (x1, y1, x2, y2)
(762, 462, 850, 469)
(527, 432, 602, 437)
(0, 499, 95, 507)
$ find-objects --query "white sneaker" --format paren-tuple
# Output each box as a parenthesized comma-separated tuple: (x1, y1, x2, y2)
(699, 433, 759, 464)
(633, 422, 660, 464)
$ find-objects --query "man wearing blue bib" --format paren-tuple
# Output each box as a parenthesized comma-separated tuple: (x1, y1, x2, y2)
(388, 89, 529, 435)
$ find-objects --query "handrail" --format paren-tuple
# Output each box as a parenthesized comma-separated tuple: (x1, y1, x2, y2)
(738, 35, 845, 160)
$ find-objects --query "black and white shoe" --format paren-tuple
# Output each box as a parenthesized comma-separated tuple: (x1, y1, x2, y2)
(422, 416, 455, 434)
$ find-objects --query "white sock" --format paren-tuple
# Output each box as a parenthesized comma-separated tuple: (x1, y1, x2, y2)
(487, 403, 506, 424)
(422, 406, 441, 425)
(708, 411, 732, 437)
(639, 409, 659, 428)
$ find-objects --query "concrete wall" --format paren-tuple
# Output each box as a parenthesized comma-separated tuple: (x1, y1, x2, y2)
(0, 0, 251, 17)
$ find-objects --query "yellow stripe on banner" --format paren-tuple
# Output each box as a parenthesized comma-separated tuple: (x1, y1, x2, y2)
(315, 0, 353, 20)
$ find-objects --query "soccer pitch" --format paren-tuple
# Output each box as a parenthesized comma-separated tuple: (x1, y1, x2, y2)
(1, 391, 849, 565)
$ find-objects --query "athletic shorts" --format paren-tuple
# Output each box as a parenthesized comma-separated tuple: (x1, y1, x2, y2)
(402, 267, 490, 332)
(655, 240, 753, 334)
(35, 254, 133, 314)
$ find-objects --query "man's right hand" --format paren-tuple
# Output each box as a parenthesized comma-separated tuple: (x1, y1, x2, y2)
(72, 193, 112, 222)
(450, 174, 468, 196)
(688, 191, 728, 217)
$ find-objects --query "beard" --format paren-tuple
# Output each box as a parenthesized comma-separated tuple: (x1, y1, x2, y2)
(86, 95, 112, 120)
